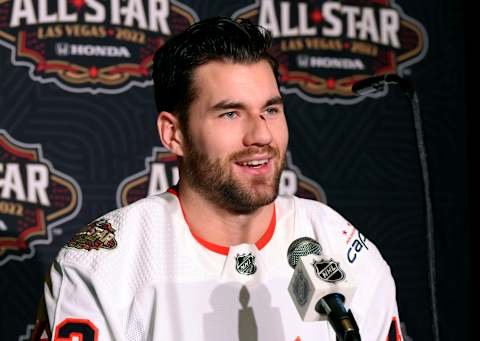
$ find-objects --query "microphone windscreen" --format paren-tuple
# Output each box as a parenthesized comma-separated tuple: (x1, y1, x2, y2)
(287, 237, 322, 269)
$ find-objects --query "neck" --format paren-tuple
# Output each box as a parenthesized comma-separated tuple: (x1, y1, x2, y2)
(177, 180, 275, 247)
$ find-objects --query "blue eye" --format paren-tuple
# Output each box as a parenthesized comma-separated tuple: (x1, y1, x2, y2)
(265, 107, 279, 115)
(221, 112, 237, 119)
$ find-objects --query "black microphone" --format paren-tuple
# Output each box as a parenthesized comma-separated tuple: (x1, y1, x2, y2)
(287, 237, 361, 341)
(352, 73, 412, 96)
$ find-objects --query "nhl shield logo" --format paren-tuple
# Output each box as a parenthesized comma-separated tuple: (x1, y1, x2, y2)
(312, 258, 345, 283)
(235, 253, 257, 275)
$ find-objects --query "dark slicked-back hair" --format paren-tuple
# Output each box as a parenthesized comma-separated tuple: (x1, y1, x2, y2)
(152, 17, 279, 131)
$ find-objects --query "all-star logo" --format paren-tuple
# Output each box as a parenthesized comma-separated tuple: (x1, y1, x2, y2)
(116, 147, 179, 207)
(116, 147, 327, 208)
(235, 252, 257, 275)
(0, 130, 82, 265)
(67, 218, 117, 251)
(233, 0, 428, 104)
(0, 1, 198, 94)
(312, 258, 345, 282)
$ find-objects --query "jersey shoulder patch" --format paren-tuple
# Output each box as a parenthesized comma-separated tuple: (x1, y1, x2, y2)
(66, 218, 117, 251)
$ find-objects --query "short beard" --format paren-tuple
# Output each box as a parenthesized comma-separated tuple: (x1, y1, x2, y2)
(181, 138, 285, 214)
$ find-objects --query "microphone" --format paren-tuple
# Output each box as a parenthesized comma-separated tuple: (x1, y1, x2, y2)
(352, 73, 413, 96)
(287, 237, 361, 341)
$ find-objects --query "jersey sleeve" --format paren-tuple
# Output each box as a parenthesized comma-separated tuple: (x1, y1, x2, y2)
(41, 199, 165, 341)
(356, 260, 403, 341)
(44, 255, 124, 341)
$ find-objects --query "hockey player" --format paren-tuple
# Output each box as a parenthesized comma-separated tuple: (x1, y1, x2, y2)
(36, 17, 403, 341)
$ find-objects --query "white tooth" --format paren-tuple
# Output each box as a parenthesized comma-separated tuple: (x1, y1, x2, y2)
(246, 159, 268, 166)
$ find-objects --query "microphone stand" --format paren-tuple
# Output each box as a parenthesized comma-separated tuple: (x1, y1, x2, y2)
(352, 75, 440, 341)
(315, 294, 361, 341)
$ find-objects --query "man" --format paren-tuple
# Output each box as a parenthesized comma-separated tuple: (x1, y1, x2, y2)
(39, 17, 402, 341)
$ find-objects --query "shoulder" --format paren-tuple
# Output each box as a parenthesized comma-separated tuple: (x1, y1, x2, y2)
(289, 196, 391, 279)
(56, 191, 179, 270)
(287, 196, 354, 239)
(47, 190, 189, 300)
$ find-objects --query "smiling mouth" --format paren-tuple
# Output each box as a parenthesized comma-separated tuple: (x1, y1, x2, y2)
(237, 159, 270, 168)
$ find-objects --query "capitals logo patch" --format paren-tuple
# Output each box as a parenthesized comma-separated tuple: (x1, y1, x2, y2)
(233, 0, 428, 104)
(312, 258, 345, 282)
(0, 0, 198, 94)
(117, 147, 326, 208)
(0, 130, 82, 266)
(67, 218, 117, 251)
(235, 252, 257, 275)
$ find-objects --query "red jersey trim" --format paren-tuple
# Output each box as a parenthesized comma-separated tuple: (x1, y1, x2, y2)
(167, 186, 178, 196)
(386, 316, 402, 341)
(167, 186, 276, 256)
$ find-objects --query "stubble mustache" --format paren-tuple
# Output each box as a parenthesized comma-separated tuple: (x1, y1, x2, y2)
(229, 145, 280, 163)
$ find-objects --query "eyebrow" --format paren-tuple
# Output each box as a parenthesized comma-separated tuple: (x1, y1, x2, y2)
(210, 96, 284, 111)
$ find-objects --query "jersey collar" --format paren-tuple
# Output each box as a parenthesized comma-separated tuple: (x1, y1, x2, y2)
(167, 186, 276, 256)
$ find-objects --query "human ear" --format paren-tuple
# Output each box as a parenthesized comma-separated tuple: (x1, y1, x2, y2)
(157, 111, 185, 157)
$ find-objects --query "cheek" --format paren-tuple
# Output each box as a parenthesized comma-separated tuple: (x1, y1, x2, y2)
(273, 119, 289, 150)
(195, 127, 241, 159)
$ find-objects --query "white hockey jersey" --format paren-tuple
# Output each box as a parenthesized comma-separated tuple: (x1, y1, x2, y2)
(42, 189, 403, 341)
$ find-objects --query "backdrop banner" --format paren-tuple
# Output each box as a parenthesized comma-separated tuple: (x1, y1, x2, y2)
(0, 1, 467, 340)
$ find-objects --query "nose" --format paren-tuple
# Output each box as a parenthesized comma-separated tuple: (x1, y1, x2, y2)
(243, 114, 273, 146)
